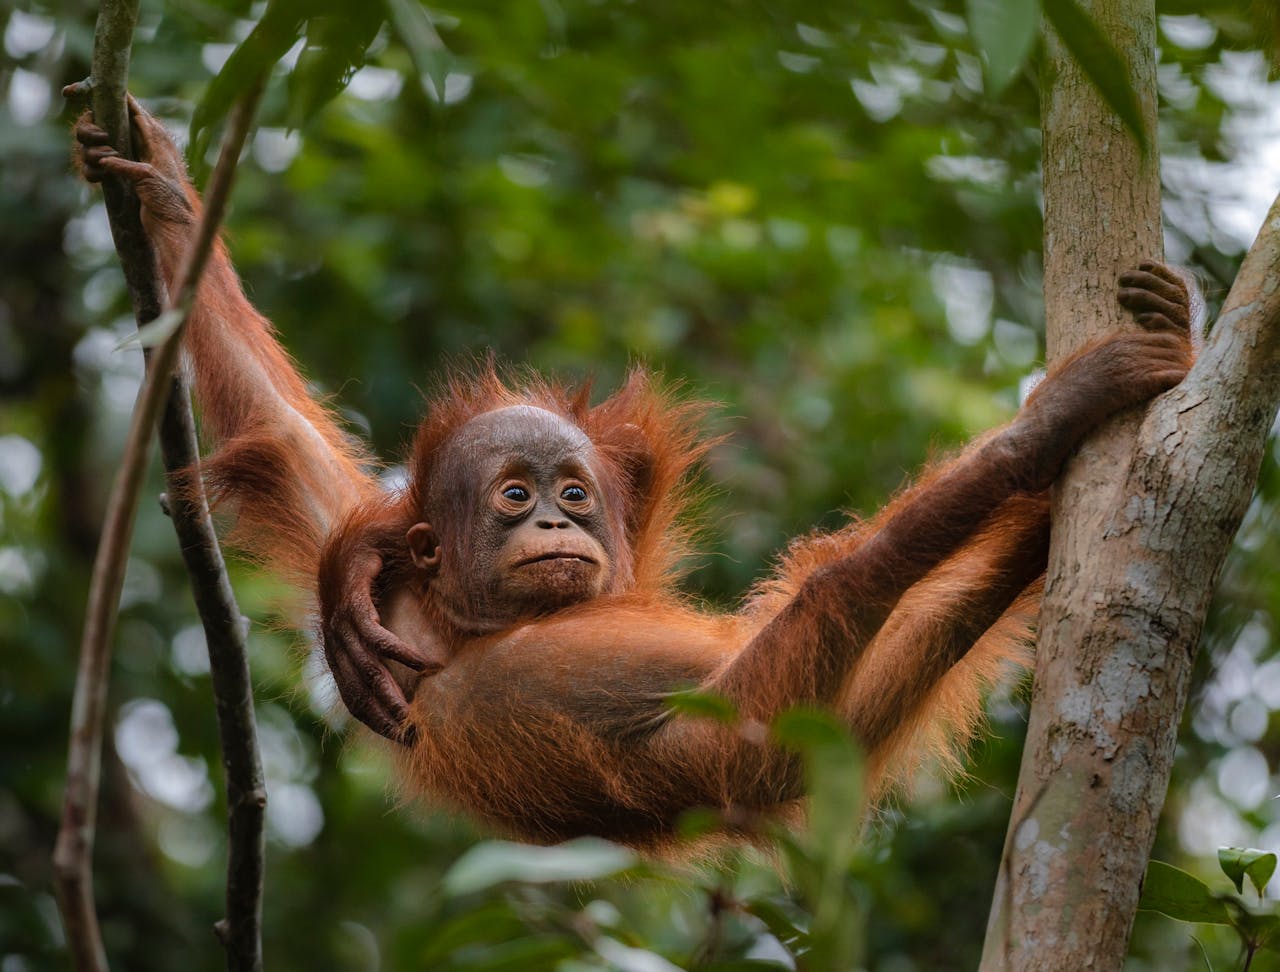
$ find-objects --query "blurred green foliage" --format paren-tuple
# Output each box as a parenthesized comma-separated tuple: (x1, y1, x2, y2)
(1141, 849, 1280, 967)
(1, 0, 1279, 969)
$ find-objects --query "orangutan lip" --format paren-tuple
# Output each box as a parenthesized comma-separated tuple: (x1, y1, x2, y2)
(515, 552, 596, 568)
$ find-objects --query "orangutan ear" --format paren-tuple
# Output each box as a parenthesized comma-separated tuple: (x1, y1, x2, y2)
(602, 423, 656, 540)
(406, 522, 442, 575)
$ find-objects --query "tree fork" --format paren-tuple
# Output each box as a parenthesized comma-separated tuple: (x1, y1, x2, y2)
(981, 1, 1280, 968)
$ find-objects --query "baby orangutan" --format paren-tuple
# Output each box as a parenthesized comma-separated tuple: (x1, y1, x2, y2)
(76, 95, 1195, 849)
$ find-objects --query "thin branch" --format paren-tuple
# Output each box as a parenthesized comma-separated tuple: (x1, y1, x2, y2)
(52, 7, 147, 968)
(158, 372, 266, 972)
(155, 86, 269, 972)
(1196, 192, 1280, 380)
(51, 5, 267, 967)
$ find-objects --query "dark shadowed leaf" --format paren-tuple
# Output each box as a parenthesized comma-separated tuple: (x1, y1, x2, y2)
(418, 901, 526, 961)
(286, 8, 385, 126)
(1043, 0, 1146, 148)
(443, 934, 577, 971)
(189, 0, 306, 162)
(1232, 909, 1280, 951)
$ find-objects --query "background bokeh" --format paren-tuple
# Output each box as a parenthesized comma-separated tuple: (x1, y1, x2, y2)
(2, 0, 1279, 968)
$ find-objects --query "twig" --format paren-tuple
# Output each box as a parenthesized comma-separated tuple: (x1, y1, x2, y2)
(51, 3, 267, 968)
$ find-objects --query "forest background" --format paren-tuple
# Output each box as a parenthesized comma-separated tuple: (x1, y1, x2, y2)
(2, 0, 1280, 968)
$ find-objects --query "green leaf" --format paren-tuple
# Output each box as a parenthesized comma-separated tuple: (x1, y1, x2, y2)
(742, 897, 808, 952)
(804, 735, 863, 859)
(1043, 0, 1146, 148)
(1139, 861, 1232, 925)
(1218, 847, 1278, 898)
(674, 806, 723, 841)
(441, 934, 576, 971)
(769, 710, 863, 868)
(286, 8, 384, 127)
(771, 708, 850, 750)
(417, 901, 525, 961)
(665, 688, 738, 723)
(768, 707, 864, 967)
(967, 0, 1041, 94)
(114, 308, 184, 351)
(382, 0, 454, 100)
(1232, 909, 1280, 950)
(1264, 924, 1280, 954)
(442, 838, 637, 896)
(190, 0, 306, 163)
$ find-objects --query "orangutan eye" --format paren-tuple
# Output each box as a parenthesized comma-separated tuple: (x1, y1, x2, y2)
(561, 485, 588, 503)
(502, 485, 530, 503)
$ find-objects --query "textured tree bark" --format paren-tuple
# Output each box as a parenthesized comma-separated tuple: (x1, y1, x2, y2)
(980, 2, 1280, 969)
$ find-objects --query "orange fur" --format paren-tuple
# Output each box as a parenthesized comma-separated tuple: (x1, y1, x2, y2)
(84, 101, 1196, 851)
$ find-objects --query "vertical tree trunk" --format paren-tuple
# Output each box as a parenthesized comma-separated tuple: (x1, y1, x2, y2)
(981, 2, 1280, 969)
(982, 0, 1169, 966)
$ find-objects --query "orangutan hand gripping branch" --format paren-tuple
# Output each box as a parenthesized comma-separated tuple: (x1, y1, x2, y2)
(76, 99, 1195, 849)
